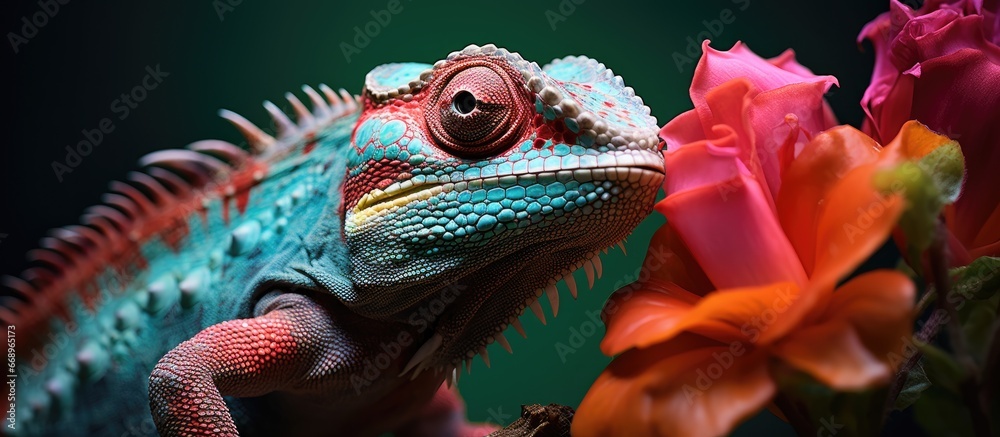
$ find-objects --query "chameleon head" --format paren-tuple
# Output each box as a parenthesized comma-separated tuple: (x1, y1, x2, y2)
(341, 44, 663, 371)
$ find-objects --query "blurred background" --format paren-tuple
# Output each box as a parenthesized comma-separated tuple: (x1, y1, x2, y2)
(4, 0, 894, 434)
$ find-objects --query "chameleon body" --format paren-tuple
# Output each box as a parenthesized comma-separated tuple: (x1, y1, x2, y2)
(3, 44, 663, 436)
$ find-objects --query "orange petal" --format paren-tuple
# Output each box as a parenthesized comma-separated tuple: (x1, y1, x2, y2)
(575, 334, 775, 437)
(821, 270, 916, 362)
(776, 126, 882, 276)
(601, 282, 701, 356)
(810, 163, 905, 289)
(880, 120, 954, 163)
(602, 281, 804, 356)
(771, 321, 891, 390)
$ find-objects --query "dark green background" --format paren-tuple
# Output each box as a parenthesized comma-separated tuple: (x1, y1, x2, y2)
(4, 0, 893, 434)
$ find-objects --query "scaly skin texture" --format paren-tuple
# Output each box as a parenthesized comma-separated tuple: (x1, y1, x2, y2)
(3, 44, 663, 436)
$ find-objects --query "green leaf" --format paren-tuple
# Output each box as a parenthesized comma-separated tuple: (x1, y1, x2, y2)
(874, 162, 943, 260)
(913, 383, 974, 437)
(916, 141, 964, 203)
(893, 363, 931, 411)
(918, 343, 966, 393)
(951, 256, 1000, 301)
(872, 129, 965, 265)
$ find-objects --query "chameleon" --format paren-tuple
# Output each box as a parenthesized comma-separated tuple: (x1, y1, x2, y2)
(2, 43, 664, 436)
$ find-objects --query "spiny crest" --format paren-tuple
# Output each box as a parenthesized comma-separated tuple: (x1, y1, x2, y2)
(220, 84, 359, 155)
(400, 242, 627, 385)
(0, 83, 360, 349)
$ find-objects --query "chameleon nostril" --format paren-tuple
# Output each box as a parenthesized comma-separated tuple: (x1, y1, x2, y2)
(453, 90, 477, 115)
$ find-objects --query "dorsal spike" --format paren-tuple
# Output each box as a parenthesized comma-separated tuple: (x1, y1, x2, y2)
(284, 92, 314, 127)
(126, 171, 172, 204)
(301, 85, 330, 118)
(187, 140, 249, 166)
(339, 89, 358, 112)
(108, 181, 156, 215)
(218, 108, 275, 153)
(262, 100, 297, 138)
(26, 249, 72, 272)
(83, 205, 131, 231)
(101, 193, 141, 220)
(146, 167, 193, 197)
(320, 83, 343, 108)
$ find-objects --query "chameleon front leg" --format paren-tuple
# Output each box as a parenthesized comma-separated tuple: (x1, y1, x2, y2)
(148, 292, 339, 436)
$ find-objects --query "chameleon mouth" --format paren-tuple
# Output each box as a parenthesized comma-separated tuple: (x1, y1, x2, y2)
(352, 149, 664, 219)
(352, 183, 446, 224)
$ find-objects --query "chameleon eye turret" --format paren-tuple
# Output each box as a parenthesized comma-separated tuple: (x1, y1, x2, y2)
(343, 44, 664, 374)
(425, 59, 533, 156)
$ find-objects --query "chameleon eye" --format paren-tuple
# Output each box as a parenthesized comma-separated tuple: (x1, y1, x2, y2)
(453, 90, 477, 115)
(426, 65, 530, 157)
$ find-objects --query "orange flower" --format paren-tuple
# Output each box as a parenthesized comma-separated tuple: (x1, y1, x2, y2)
(571, 120, 950, 436)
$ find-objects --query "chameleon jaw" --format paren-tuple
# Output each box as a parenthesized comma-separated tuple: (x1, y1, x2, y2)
(351, 183, 445, 225)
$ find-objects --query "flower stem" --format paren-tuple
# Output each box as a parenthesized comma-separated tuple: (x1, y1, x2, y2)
(880, 307, 946, 425)
(929, 221, 991, 437)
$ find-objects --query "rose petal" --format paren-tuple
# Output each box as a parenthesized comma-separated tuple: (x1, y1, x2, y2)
(602, 281, 803, 356)
(748, 81, 842, 199)
(575, 335, 774, 437)
(691, 41, 838, 112)
(777, 126, 882, 276)
(810, 163, 905, 289)
(660, 142, 808, 288)
(772, 321, 891, 390)
(822, 270, 916, 359)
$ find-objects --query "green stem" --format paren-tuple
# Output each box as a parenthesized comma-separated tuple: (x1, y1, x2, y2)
(881, 308, 947, 426)
(929, 221, 991, 437)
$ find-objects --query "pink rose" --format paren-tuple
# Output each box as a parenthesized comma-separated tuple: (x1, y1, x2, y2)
(860, 0, 1000, 262)
(662, 41, 840, 204)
